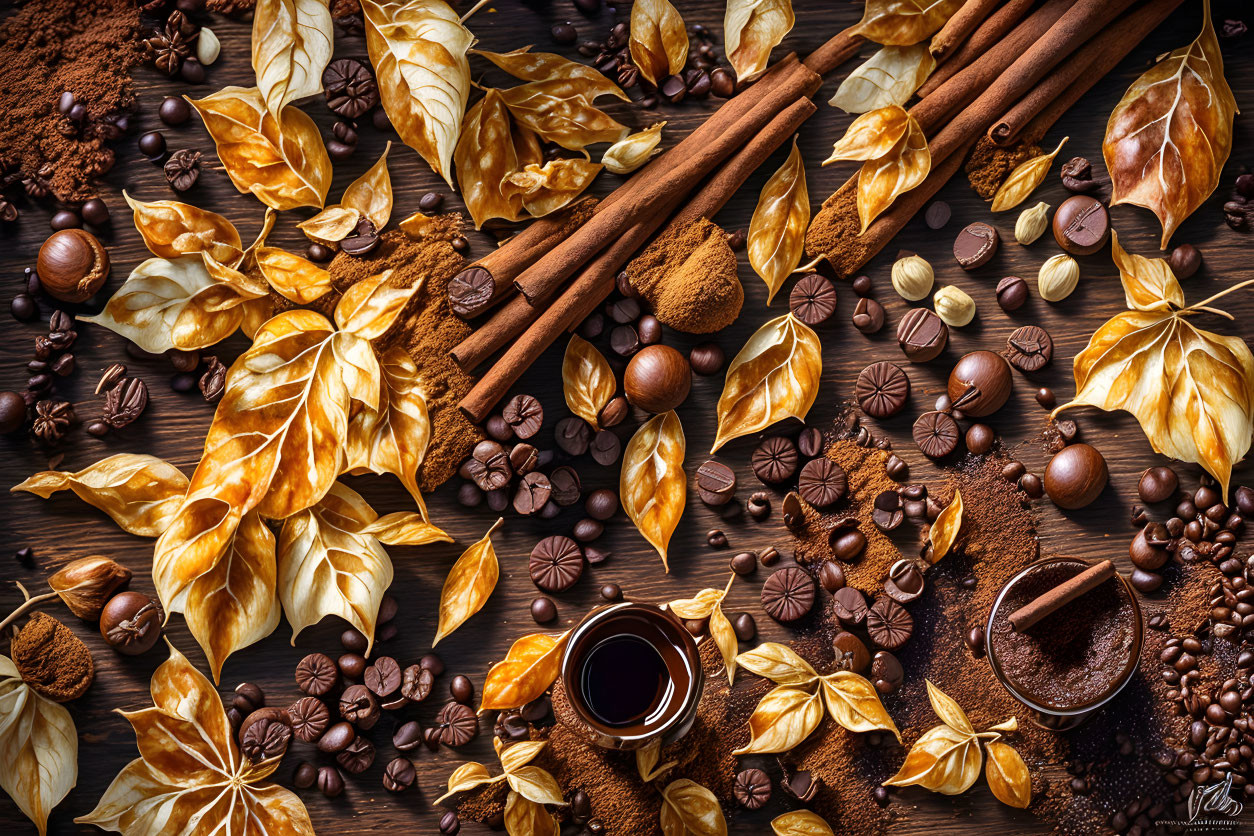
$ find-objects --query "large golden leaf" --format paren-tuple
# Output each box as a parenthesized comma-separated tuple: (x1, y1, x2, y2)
(12, 454, 188, 538)
(255, 246, 333, 304)
(505, 766, 565, 807)
(474, 47, 631, 103)
(856, 111, 929, 232)
(361, 511, 452, 546)
(154, 511, 280, 682)
(884, 722, 982, 795)
(712, 313, 821, 451)
(724, 0, 794, 82)
(343, 143, 394, 231)
(925, 679, 973, 734)
(278, 482, 394, 651)
(154, 310, 378, 582)
(822, 105, 910, 164)
(0, 656, 77, 836)
(480, 632, 570, 711)
(362, 0, 472, 186)
(771, 811, 835, 836)
(252, 0, 333, 116)
(76, 645, 313, 835)
(335, 269, 420, 340)
(853, 0, 963, 46)
(189, 86, 332, 211)
(498, 79, 630, 152)
(830, 44, 935, 114)
(990, 136, 1068, 212)
(456, 89, 529, 228)
(504, 791, 559, 836)
(434, 518, 503, 644)
(437, 762, 501, 802)
(630, 0, 688, 87)
(562, 335, 616, 429)
(659, 779, 727, 836)
(985, 741, 1031, 809)
(819, 671, 901, 741)
(621, 410, 686, 572)
(748, 137, 809, 305)
(82, 255, 268, 354)
(123, 192, 242, 266)
(1103, 0, 1237, 248)
(732, 686, 823, 755)
(735, 642, 818, 686)
(504, 159, 602, 218)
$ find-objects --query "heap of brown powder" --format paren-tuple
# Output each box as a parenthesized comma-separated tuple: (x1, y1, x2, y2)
(965, 136, 1043, 201)
(626, 218, 743, 334)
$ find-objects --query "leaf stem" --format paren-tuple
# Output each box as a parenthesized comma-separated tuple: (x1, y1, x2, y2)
(0, 590, 60, 634)
(1187, 278, 1254, 314)
(460, 0, 491, 23)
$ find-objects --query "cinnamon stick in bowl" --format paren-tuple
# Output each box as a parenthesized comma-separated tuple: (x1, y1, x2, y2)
(1008, 560, 1116, 633)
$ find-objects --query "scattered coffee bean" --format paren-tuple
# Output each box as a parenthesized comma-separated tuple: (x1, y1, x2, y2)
(1168, 243, 1202, 280)
(747, 492, 771, 520)
(924, 201, 951, 230)
(996, 276, 1028, 312)
(707, 528, 728, 548)
(1138, 466, 1178, 504)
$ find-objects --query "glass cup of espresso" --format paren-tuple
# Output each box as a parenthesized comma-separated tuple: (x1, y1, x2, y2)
(559, 602, 704, 750)
(986, 557, 1143, 730)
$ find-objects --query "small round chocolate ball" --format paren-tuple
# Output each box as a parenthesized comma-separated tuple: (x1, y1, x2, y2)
(1138, 466, 1178, 504)
(946, 351, 1012, 418)
(688, 343, 724, 375)
(81, 198, 110, 227)
(50, 209, 82, 231)
(1044, 443, 1108, 509)
(965, 423, 994, 455)
(1052, 195, 1110, 256)
(138, 130, 167, 159)
(100, 591, 164, 655)
(0, 391, 26, 434)
(1167, 244, 1202, 280)
(530, 596, 556, 624)
(159, 96, 192, 126)
(37, 229, 110, 303)
(624, 345, 691, 413)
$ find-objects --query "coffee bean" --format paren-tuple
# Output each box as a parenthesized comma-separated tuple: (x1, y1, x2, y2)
(965, 626, 985, 655)
(502, 394, 543, 439)
(1168, 243, 1202, 280)
(551, 22, 577, 43)
(758, 546, 780, 566)
(341, 628, 368, 653)
(710, 67, 735, 98)
(600, 583, 621, 601)
(730, 551, 757, 576)
(1139, 466, 1179, 503)
(555, 416, 592, 455)
(1035, 387, 1056, 409)
(833, 630, 871, 672)
(731, 612, 756, 642)
(996, 276, 1028, 312)
(585, 488, 618, 520)
(797, 427, 825, 458)
(589, 430, 621, 466)
(747, 492, 771, 520)
(924, 201, 951, 230)
(830, 527, 866, 561)
(707, 528, 728, 548)
(819, 561, 846, 592)
(965, 423, 994, 455)
(572, 517, 603, 543)
(318, 765, 344, 798)
(885, 454, 908, 481)
(689, 342, 724, 375)
(450, 675, 473, 704)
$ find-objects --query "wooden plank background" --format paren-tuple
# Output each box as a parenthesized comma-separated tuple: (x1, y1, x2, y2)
(1, 0, 1252, 832)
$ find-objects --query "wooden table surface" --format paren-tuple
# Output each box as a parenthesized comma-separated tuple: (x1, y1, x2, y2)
(2, 0, 1252, 832)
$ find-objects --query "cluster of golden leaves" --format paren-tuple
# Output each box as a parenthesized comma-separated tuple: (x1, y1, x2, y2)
(621, 411, 687, 571)
(438, 738, 565, 836)
(747, 138, 810, 305)
(885, 681, 1030, 808)
(1055, 232, 1254, 498)
(712, 313, 821, 451)
(298, 144, 395, 250)
(823, 105, 931, 232)
(0, 655, 76, 835)
(734, 643, 900, 755)
(77, 644, 316, 834)
(724, 0, 795, 82)
(668, 577, 738, 684)
(457, 48, 630, 227)
(1103, 0, 1236, 248)
(990, 136, 1068, 212)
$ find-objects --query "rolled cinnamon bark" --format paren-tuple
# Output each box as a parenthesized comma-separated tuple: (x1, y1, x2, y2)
(929, 0, 1002, 62)
(917, 0, 1039, 96)
(1009, 560, 1116, 633)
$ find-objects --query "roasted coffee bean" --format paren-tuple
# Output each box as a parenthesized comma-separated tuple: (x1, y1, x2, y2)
(337, 735, 376, 774)
(502, 394, 543, 438)
(449, 675, 474, 705)
(338, 653, 366, 680)
(885, 454, 909, 481)
(996, 276, 1028, 312)
(830, 526, 867, 561)
(610, 324, 639, 357)
(317, 765, 344, 798)
(548, 466, 581, 506)
(318, 721, 355, 754)
(747, 492, 771, 520)
(435, 701, 479, 746)
(584, 488, 618, 521)
(707, 528, 728, 548)
(555, 417, 592, 455)
(924, 201, 951, 230)
(296, 653, 339, 695)
(572, 517, 604, 543)
(590, 429, 621, 466)
(513, 471, 552, 515)
(965, 423, 994, 455)
(341, 628, 368, 654)
(730, 551, 757, 576)
(689, 343, 725, 375)
(288, 696, 331, 743)
(364, 656, 402, 697)
(731, 612, 756, 641)
(1168, 243, 1202, 280)
(734, 768, 772, 810)
(759, 546, 781, 566)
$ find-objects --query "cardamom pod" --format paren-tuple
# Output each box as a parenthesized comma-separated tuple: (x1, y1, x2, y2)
(933, 285, 975, 327)
(1037, 254, 1079, 302)
(1014, 201, 1050, 245)
(891, 254, 934, 301)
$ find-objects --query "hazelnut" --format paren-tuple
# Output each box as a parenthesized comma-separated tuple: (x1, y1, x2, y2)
(48, 556, 133, 620)
(36, 229, 110, 303)
(1037, 253, 1079, 302)
(100, 591, 164, 655)
(932, 285, 975, 327)
(891, 254, 934, 301)
(624, 345, 691, 413)
(1014, 201, 1050, 245)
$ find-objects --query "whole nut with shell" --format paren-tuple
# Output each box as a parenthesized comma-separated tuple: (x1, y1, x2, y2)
(932, 285, 975, 328)
(1037, 254, 1079, 302)
(891, 254, 934, 302)
(36, 229, 110, 303)
(48, 556, 133, 620)
(1014, 202, 1050, 245)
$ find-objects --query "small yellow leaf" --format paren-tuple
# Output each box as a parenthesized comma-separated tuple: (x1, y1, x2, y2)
(334, 269, 421, 340)
(499, 80, 629, 152)
(771, 810, 835, 836)
(630, 0, 688, 87)
(748, 137, 810, 305)
(480, 632, 570, 711)
(621, 411, 686, 571)
(667, 587, 726, 620)
(496, 738, 547, 774)
(563, 333, 618, 431)
(709, 604, 739, 686)
(297, 206, 362, 245)
(926, 679, 974, 734)
(985, 741, 1032, 808)
(820, 671, 901, 741)
(884, 723, 982, 795)
(822, 106, 910, 164)
(255, 246, 333, 304)
(435, 761, 499, 803)
(1111, 229, 1185, 313)
(602, 122, 666, 174)
(659, 779, 727, 836)
(124, 192, 243, 265)
(504, 790, 560, 836)
(732, 686, 823, 755)
(925, 487, 963, 564)
(857, 112, 930, 232)
(724, 0, 794, 82)
(991, 136, 1068, 212)
(636, 738, 677, 783)
(455, 89, 529, 229)
(252, 0, 333, 116)
(361, 512, 452, 546)
(506, 765, 566, 806)
(475, 47, 632, 100)
(342, 142, 394, 232)
(434, 518, 503, 644)
(735, 642, 819, 686)
(504, 159, 603, 219)
(0, 655, 77, 835)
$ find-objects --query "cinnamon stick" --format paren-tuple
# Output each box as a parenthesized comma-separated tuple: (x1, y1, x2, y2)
(458, 99, 817, 418)
(1009, 560, 1116, 633)
(991, 0, 1185, 145)
(929, 0, 1002, 62)
(917, 0, 1038, 96)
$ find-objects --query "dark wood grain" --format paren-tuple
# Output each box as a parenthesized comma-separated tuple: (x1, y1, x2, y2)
(2, 1, 1252, 833)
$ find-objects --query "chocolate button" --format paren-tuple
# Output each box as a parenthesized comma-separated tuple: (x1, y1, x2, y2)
(953, 222, 999, 270)
(896, 308, 948, 363)
(1052, 195, 1110, 256)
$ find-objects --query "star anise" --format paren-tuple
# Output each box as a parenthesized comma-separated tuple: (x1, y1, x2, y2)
(32, 400, 74, 444)
(323, 58, 378, 119)
(145, 14, 195, 76)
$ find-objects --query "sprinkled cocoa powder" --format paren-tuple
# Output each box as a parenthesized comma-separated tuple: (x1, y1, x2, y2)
(625, 218, 743, 334)
(804, 185, 867, 279)
(965, 136, 1043, 201)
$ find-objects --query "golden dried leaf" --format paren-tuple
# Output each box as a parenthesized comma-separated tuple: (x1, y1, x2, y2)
(252, 0, 333, 115)
(985, 741, 1031, 808)
(505, 766, 566, 807)
(820, 671, 902, 741)
(12, 454, 188, 538)
(474, 47, 631, 103)
(709, 602, 738, 686)
(853, 0, 964, 46)
(495, 737, 546, 774)
(636, 738, 677, 783)
(926, 679, 974, 734)
(630, 0, 688, 87)
(361, 512, 451, 545)
(712, 313, 821, 451)
(732, 685, 823, 755)
(480, 632, 570, 711)
(925, 487, 963, 564)
(504, 159, 603, 218)
(455, 89, 529, 228)
(620, 410, 686, 571)
(990, 136, 1068, 212)
(829, 44, 935, 114)
(659, 779, 727, 836)
(83, 255, 268, 354)
(335, 269, 420, 340)
(857, 112, 929, 232)
(504, 791, 560, 836)
(0, 655, 77, 836)
(343, 142, 394, 231)
(724, 0, 794, 82)
(434, 518, 503, 644)
(362, 0, 472, 186)
(736, 642, 819, 686)
(154, 310, 378, 584)
(822, 105, 910, 164)
(297, 205, 362, 245)
(255, 246, 333, 304)
(1112, 230, 1185, 313)
(154, 511, 280, 682)
(189, 86, 332, 211)
(748, 137, 809, 304)
(667, 587, 726, 620)
(602, 122, 666, 174)
(499, 79, 630, 152)
(436, 761, 500, 803)
(562, 335, 616, 429)
(124, 192, 243, 265)
(76, 645, 314, 835)
(771, 810, 835, 836)
(1104, 0, 1237, 248)
(48, 556, 132, 620)
(884, 722, 982, 795)
(240, 295, 276, 340)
